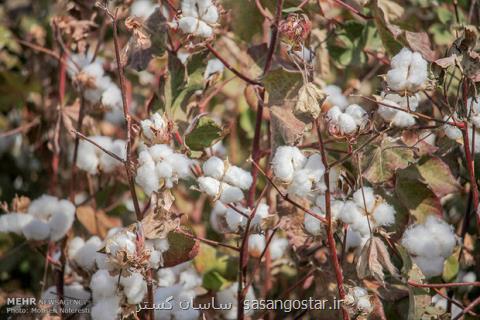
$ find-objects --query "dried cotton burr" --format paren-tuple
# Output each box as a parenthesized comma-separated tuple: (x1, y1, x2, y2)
(175, 0, 219, 38)
(401, 215, 457, 277)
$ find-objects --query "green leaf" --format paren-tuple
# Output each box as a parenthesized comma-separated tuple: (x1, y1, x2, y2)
(282, 7, 302, 13)
(442, 255, 459, 282)
(263, 68, 303, 105)
(395, 167, 442, 223)
(363, 136, 414, 184)
(203, 270, 230, 291)
(416, 157, 460, 198)
(185, 116, 223, 151)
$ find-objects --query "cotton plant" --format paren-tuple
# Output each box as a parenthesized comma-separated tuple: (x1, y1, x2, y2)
(337, 187, 396, 237)
(377, 92, 421, 127)
(140, 112, 169, 143)
(326, 103, 369, 135)
(401, 215, 457, 278)
(76, 136, 126, 175)
(386, 48, 428, 93)
(135, 144, 193, 195)
(197, 156, 253, 204)
(0, 195, 75, 241)
(174, 0, 219, 38)
(209, 201, 270, 233)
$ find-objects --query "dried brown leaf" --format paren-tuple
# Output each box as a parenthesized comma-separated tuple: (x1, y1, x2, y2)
(357, 237, 398, 286)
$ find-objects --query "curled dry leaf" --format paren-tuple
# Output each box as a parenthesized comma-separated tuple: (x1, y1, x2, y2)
(140, 190, 181, 240)
(357, 237, 398, 286)
(76, 205, 122, 238)
(294, 82, 326, 121)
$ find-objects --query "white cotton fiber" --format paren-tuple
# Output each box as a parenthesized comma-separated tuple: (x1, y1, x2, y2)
(203, 156, 225, 179)
(131, 0, 158, 20)
(304, 212, 323, 236)
(338, 200, 363, 225)
(68, 237, 85, 258)
(22, 219, 50, 241)
(272, 146, 306, 182)
(443, 115, 462, 140)
(76, 140, 99, 174)
(219, 184, 244, 203)
(353, 187, 376, 212)
(248, 234, 266, 258)
(73, 236, 103, 270)
(386, 67, 409, 91)
(149, 144, 174, 161)
(157, 268, 177, 287)
(216, 282, 255, 319)
(48, 202, 75, 241)
(101, 84, 122, 110)
(0, 213, 33, 235)
(288, 169, 313, 197)
(351, 214, 371, 236)
(204, 58, 224, 80)
(250, 203, 269, 230)
(338, 113, 358, 134)
(386, 48, 428, 92)
(121, 272, 147, 304)
(224, 166, 253, 190)
(392, 111, 416, 128)
(357, 297, 372, 312)
(106, 230, 137, 256)
(198, 176, 220, 197)
(304, 154, 325, 180)
(372, 202, 396, 226)
(91, 296, 121, 320)
(324, 85, 349, 110)
(345, 104, 368, 127)
(225, 206, 247, 231)
(408, 52, 428, 88)
(326, 105, 342, 122)
(156, 161, 173, 179)
(136, 158, 159, 195)
(28, 195, 58, 219)
(345, 229, 363, 250)
(270, 238, 289, 260)
(413, 255, 445, 278)
(424, 215, 457, 258)
(90, 270, 117, 301)
(178, 268, 202, 290)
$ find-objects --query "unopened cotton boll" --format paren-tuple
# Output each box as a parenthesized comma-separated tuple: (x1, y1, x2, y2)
(270, 238, 289, 260)
(198, 176, 220, 197)
(353, 187, 376, 212)
(372, 202, 396, 227)
(90, 269, 117, 301)
(224, 166, 253, 190)
(121, 272, 147, 304)
(203, 156, 225, 179)
(91, 296, 121, 320)
(0, 213, 33, 235)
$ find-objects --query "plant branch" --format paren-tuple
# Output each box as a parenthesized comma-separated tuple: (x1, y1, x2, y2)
(263, 0, 283, 75)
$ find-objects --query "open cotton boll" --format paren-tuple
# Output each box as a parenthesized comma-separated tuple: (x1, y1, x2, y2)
(131, 0, 158, 19)
(288, 169, 313, 197)
(219, 183, 244, 203)
(198, 176, 220, 197)
(424, 215, 456, 258)
(413, 255, 445, 278)
(106, 230, 137, 256)
(210, 202, 228, 233)
(141, 113, 167, 140)
(101, 84, 122, 110)
(48, 201, 76, 241)
(351, 214, 372, 236)
(135, 158, 159, 196)
(270, 238, 289, 260)
(357, 296, 372, 312)
(331, 199, 345, 219)
(345, 229, 364, 250)
(386, 67, 409, 91)
(72, 236, 103, 270)
(392, 111, 416, 128)
(157, 268, 177, 287)
(326, 105, 342, 122)
(250, 203, 269, 230)
(338, 200, 363, 225)
(203, 156, 225, 179)
(156, 161, 173, 179)
(149, 144, 174, 161)
(248, 234, 266, 258)
(22, 219, 50, 240)
(345, 104, 368, 127)
(165, 153, 193, 179)
(76, 140, 99, 174)
(99, 139, 126, 173)
(304, 211, 323, 236)
(304, 154, 325, 179)
(225, 206, 247, 231)
(178, 268, 202, 290)
(204, 58, 224, 80)
(324, 85, 349, 110)
(0, 213, 33, 234)
(407, 52, 428, 89)
(271, 146, 306, 182)
(68, 237, 85, 258)
(178, 17, 213, 38)
(90, 269, 117, 301)
(390, 48, 413, 69)
(28, 195, 59, 219)
(224, 166, 253, 190)
(401, 224, 443, 257)
(338, 113, 358, 134)
(372, 202, 396, 227)
(91, 296, 121, 320)
(121, 272, 147, 304)
(353, 187, 376, 213)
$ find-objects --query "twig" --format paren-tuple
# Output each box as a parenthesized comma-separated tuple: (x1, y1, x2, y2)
(407, 280, 480, 288)
(263, 0, 283, 75)
(72, 130, 125, 163)
(315, 119, 349, 320)
(176, 227, 240, 252)
(0, 117, 40, 138)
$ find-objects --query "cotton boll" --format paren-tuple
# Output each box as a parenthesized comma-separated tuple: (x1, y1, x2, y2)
(225, 206, 247, 231)
(377, 104, 398, 122)
(198, 0, 219, 24)
(272, 146, 306, 182)
(198, 176, 220, 197)
(156, 161, 173, 179)
(224, 166, 253, 190)
(136, 160, 159, 195)
(351, 214, 371, 236)
(22, 219, 50, 240)
(331, 200, 345, 220)
(73, 236, 103, 270)
(326, 105, 342, 122)
(288, 169, 313, 197)
(99, 139, 126, 173)
(153, 238, 170, 253)
(90, 270, 117, 301)
(357, 297, 372, 312)
(219, 184, 244, 203)
(178, 268, 202, 290)
(82, 62, 105, 81)
(345, 104, 368, 127)
(248, 234, 266, 258)
(390, 48, 413, 69)
(131, 0, 157, 19)
(166, 153, 192, 179)
(304, 212, 323, 236)
(157, 268, 177, 287)
(101, 84, 122, 110)
(204, 58, 224, 80)
(149, 144, 174, 161)
(28, 195, 59, 219)
(203, 156, 225, 179)
(401, 224, 442, 258)
(338, 113, 358, 134)
(303, 154, 325, 181)
(372, 202, 396, 227)
(121, 272, 147, 304)
(407, 52, 428, 90)
(345, 229, 363, 250)
(250, 203, 269, 230)
(353, 187, 376, 212)
(386, 67, 409, 91)
(443, 116, 462, 140)
(392, 111, 416, 128)
(106, 230, 136, 256)
(424, 216, 456, 258)
(48, 209, 75, 241)
(76, 141, 100, 174)
(68, 237, 85, 258)
(0, 213, 33, 234)
(338, 200, 363, 225)
(270, 238, 289, 260)
(413, 256, 445, 278)
(324, 85, 349, 110)
(91, 296, 121, 320)
(210, 202, 228, 233)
